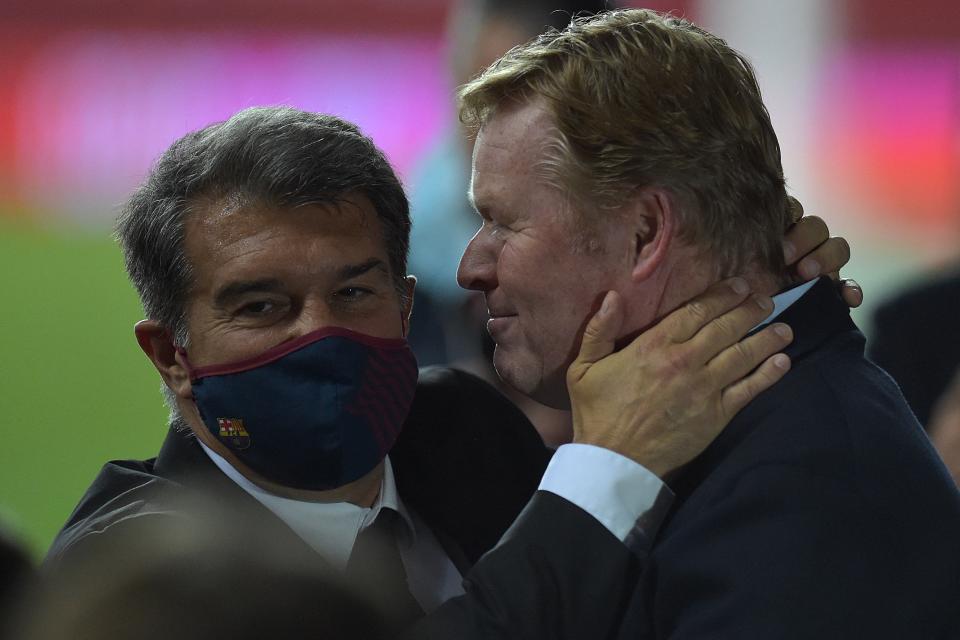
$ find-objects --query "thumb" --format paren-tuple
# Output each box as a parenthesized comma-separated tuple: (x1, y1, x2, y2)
(574, 291, 624, 368)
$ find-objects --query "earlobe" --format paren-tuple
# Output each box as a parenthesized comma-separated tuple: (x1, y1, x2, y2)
(133, 320, 193, 399)
(631, 189, 675, 282)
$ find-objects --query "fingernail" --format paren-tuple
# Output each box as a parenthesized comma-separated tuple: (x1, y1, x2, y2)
(782, 240, 796, 262)
(754, 294, 773, 311)
(800, 259, 821, 279)
(773, 323, 791, 338)
(773, 354, 790, 369)
(729, 277, 749, 295)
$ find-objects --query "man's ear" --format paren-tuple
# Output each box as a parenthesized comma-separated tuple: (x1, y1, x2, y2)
(400, 275, 417, 337)
(134, 320, 192, 400)
(629, 189, 676, 282)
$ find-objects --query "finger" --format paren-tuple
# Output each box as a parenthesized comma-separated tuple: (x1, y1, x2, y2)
(816, 236, 851, 275)
(660, 277, 752, 344)
(796, 257, 822, 281)
(571, 291, 624, 370)
(797, 236, 850, 283)
(684, 295, 778, 364)
(706, 322, 793, 386)
(838, 278, 863, 308)
(783, 215, 829, 267)
(721, 352, 791, 418)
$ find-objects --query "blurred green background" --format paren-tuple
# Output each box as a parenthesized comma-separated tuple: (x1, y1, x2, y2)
(0, 219, 168, 559)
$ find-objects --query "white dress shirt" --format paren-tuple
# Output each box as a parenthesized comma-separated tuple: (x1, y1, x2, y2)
(200, 446, 464, 612)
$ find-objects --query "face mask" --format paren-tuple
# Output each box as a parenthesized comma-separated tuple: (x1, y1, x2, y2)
(177, 327, 418, 491)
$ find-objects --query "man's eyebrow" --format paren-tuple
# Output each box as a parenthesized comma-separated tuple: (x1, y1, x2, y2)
(337, 258, 390, 281)
(213, 279, 284, 308)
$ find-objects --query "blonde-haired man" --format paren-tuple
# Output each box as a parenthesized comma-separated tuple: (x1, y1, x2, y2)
(456, 9, 960, 638)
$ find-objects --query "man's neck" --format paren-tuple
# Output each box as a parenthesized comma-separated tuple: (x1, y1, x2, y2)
(614, 253, 785, 353)
(658, 257, 783, 320)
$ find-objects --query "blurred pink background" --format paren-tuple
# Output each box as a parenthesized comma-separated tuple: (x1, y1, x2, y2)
(0, 0, 958, 315)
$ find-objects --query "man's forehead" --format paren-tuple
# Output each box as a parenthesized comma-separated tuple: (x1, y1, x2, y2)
(471, 99, 555, 207)
(186, 194, 374, 241)
(182, 196, 389, 280)
(475, 99, 553, 158)
(186, 194, 262, 246)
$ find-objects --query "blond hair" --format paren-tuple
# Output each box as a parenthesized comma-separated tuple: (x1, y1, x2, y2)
(459, 8, 792, 276)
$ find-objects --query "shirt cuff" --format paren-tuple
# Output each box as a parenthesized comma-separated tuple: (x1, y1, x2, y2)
(538, 443, 674, 543)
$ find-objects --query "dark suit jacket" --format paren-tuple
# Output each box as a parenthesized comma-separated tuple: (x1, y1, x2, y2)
(869, 265, 960, 427)
(617, 277, 960, 639)
(49, 366, 641, 640)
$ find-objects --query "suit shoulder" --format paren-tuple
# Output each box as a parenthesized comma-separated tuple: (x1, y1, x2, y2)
(47, 460, 184, 564)
(727, 347, 956, 514)
(413, 366, 514, 405)
(406, 366, 539, 443)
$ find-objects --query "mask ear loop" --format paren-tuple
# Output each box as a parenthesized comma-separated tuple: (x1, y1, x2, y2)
(173, 344, 199, 382)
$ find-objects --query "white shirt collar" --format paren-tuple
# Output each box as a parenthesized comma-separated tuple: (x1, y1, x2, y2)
(752, 278, 818, 331)
(199, 443, 415, 571)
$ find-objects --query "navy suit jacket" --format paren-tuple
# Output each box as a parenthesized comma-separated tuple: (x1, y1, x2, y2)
(618, 278, 960, 639)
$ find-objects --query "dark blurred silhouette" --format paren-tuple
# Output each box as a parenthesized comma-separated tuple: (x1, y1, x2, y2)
(13, 500, 388, 640)
(928, 367, 960, 485)
(0, 521, 33, 639)
(870, 264, 960, 483)
(870, 264, 960, 428)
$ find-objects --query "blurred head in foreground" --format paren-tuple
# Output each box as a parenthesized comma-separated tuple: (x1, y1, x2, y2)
(15, 503, 386, 640)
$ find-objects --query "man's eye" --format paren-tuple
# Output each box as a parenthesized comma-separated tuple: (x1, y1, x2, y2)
(336, 287, 372, 300)
(238, 301, 277, 315)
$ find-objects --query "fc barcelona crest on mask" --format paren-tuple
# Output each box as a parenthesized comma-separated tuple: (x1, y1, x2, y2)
(217, 418, 251, 450)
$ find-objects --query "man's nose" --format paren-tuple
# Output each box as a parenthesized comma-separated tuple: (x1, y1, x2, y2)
(457, 230, 497, 292)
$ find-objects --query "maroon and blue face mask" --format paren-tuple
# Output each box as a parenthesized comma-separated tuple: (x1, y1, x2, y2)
(177, 327, 418, 492)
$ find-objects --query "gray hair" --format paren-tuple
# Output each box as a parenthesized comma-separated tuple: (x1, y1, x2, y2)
(116, 106, 411, 420)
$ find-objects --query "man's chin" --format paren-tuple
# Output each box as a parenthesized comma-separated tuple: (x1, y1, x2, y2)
(493, 352, 572, 411)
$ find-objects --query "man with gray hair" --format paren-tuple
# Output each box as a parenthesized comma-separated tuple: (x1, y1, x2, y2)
(47, 101, 848, 639)
(454, 7, 960, 638)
